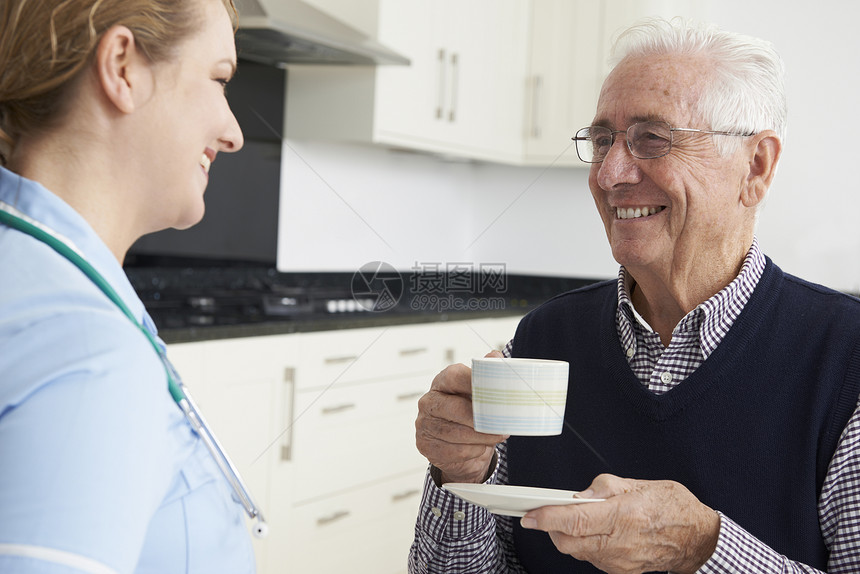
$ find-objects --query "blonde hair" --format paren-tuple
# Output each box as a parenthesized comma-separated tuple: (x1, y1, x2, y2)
(0, 0, 238, 164)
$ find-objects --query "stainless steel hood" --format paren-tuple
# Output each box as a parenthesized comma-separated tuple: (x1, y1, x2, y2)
(234, 0, 409, 66)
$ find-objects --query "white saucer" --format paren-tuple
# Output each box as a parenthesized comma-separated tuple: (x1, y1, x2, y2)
(442, 483, 604, 517)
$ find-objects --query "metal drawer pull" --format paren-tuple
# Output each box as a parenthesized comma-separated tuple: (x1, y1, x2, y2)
(392, 489, 420, 503)
(324, 355, 358, 365)
(396, 391, 424, 402)
(317, 510, 350, 526)
(399, 347, 428, 356)
(448, 52, 459, 122)
(281, 367, 296, 462)
(531, 75, 543, 138)
(436, 48, 446, 119)
(321, 403, 356, 415)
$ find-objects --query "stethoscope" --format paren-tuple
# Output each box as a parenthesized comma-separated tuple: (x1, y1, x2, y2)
(0, 199, 268, 539)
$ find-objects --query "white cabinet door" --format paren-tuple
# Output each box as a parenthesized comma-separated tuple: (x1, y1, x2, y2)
(371, 0, 440, 146)
(373, 0, 530, 163)
(289, 373, 429, 502)
(522, 0, 602, 167)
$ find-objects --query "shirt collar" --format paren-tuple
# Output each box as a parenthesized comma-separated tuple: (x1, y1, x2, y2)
(0, 165, 153, 333)
(616, 237, 765, 359)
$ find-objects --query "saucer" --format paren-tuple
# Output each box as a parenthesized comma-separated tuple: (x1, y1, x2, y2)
(442, 483, 604, 517)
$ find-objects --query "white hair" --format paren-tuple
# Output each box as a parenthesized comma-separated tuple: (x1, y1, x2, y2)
(610, 17, 787, 156)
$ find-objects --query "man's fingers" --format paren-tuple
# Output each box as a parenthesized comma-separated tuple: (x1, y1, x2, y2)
(415, 362, 508, 483)
(419, 389, 473, 425)
(584, 473, 637, 499)
(416, 410, 507, 446)
(430, 363, 473, 396)
(417, 435, 496, 468)
(521, 500, 614, 537)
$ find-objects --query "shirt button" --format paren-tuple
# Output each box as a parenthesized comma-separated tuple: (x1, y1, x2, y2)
(626, 347, 634, 358)
(660, 371, 673, 384)
(453, 511, 466, 521)
(431, 507, 442, 517)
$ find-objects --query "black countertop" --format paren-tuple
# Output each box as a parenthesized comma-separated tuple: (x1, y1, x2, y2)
(124, 260, 602, 344)
(150, 309, 527, 344)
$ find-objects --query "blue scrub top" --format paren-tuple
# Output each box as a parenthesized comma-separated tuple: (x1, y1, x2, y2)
(0, 166, 255, 573)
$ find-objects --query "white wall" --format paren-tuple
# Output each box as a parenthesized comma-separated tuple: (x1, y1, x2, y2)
(277, 141, 613, 278)
(699, 1, 860, 292)
(278, 1, 860, 293)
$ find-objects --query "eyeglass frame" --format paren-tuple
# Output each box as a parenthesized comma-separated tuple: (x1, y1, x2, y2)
(571, 121, 755, 164)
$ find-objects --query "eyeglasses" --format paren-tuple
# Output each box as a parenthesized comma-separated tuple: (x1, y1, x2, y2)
(572, 121, 755, 163)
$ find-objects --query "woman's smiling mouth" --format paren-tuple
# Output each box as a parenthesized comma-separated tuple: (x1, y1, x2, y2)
(200, 153, 212, 175)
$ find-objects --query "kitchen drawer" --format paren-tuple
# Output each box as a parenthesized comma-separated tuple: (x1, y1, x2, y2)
(289, 375, 429, 501)
(296, 324, 449, 390)
(275, 470, 426, 574)
(167, 335, 300, 393)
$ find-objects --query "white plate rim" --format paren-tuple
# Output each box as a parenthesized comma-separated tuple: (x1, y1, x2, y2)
(442, 483, 604, 517)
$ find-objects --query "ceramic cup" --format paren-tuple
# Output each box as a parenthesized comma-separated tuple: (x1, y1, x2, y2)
(471, 357, 569, 436)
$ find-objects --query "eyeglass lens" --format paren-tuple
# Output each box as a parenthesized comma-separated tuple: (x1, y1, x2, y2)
(575, 122, 673, 163)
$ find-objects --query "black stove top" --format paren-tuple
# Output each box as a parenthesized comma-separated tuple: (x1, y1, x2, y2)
(124, 259, 598, 332)
(125, 265, 371, 330)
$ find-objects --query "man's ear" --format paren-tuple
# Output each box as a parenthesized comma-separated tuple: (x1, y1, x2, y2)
(741, 130, 782, 208)
(95, 25, 148, 114)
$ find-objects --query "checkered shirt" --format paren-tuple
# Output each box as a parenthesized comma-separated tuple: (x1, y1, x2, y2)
(409, 239, 860, 573)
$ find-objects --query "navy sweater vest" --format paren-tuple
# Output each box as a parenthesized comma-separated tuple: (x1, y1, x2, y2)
(508, 260, 860, 573)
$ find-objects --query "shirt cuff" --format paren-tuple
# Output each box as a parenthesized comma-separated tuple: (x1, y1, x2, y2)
(697, 512, 789, 574)
(418, 454, 501, 543)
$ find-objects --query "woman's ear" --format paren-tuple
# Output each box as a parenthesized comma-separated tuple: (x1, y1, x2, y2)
(741, 130, 782, 208)
(95, 25, 149, 115)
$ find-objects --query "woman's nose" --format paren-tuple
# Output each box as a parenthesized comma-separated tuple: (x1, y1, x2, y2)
(219, 108, 244, 153)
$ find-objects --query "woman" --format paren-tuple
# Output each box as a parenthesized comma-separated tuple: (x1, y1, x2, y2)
(0, 0, 253, 572)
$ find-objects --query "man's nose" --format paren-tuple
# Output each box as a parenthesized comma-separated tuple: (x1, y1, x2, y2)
(596, 137, 641, 190)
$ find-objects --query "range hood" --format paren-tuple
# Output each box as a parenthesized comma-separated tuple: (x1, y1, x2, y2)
(234, 0, 410, 66)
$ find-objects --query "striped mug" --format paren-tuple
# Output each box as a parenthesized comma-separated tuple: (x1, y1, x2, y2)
(471, 357, 569, 436)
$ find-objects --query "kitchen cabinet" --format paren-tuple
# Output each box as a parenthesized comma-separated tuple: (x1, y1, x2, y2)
(285, 0, 532, 164)
(522, 0, 602, 165)
(166, 315, 521, 574)
(285, 0, 703, 166)
(371, 0, 530, 163)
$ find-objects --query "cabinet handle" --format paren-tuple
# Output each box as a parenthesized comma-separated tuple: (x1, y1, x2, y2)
(399, 347, 428, 357)
(324, 355, 358, 365)
(436, 48, 446, 120)
(321, 403, 357, 415)
(396, 390, 424, 402)
(281, 367, 296, 462)
(317, 509, 350, 526)
(445, 348, 455, 364)
(392, 489, 421, 502)
(531, 75, 543, 138)
(448, 52, 459, 123)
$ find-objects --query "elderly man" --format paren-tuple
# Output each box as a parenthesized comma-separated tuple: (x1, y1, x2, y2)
(409, 18, 860, 574)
